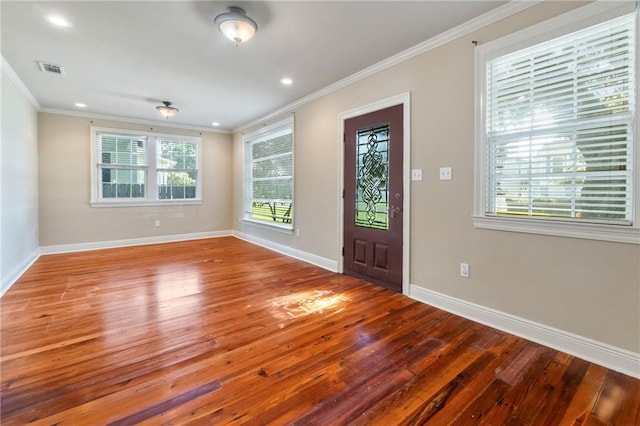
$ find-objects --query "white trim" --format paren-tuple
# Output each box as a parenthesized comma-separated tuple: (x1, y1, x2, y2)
(232, 1, 539, 133)
(1, 56, 41, 109)
(41, 107, 230, 134)
(39, 231, 231, 255)
(241, 218, 294, 234)
(1, 248, 40, 297)
(472, 215, 640, 244)
(90, 200, 203, 208)
(478, 0, 636, 61)
(232, 231, 338, 272)
(409, 284, 640, 379)
(243, 117, 293, 141)
(338, 92, 411, 295)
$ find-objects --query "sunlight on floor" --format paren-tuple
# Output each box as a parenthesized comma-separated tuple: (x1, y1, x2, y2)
(593, 382, 625, 422)
(268, 289, 351, 320)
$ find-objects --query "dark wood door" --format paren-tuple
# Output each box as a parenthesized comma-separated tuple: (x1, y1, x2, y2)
(344, 104, 403, 292)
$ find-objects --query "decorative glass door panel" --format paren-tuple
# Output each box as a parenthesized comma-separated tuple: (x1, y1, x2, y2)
(356, 125, 389, 230)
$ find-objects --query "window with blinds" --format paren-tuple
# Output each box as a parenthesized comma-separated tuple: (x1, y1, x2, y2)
(97, 133, 147, 199)
(244, 117, 294, 228)
(483, 12, 636, 225)
(91, 127, 202, 206)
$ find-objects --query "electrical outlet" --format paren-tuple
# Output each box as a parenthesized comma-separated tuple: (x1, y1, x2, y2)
(460, 262, 470, 278)
(411, 169, 423, 181)
(155, 220, 160, 227)
(439, 167, 452, 180)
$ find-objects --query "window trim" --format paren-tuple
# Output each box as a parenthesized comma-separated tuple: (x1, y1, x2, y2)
(473, 1, 640, 244)
(90, 126, 203, 207)
(242, 117, 294, 232)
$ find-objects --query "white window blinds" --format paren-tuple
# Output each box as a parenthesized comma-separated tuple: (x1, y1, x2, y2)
(485, 13, 636, 224)
(244, 118, 294, 227)
(97, 133, 147, 199)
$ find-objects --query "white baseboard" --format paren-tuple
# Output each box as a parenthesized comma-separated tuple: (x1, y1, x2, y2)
(232, 230, 338, 272)
(409, 284, 640, 379)
(39, 230, 233, 255)
(1, 248, 40, 297)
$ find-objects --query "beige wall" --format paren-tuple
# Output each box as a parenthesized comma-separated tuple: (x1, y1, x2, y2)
(233, 1, 640, 353)
(38, 113, 233, 247)
(1, 68, 39, 291)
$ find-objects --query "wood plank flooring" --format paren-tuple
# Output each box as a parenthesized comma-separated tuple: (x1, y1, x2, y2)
(1, 237, 639, 425)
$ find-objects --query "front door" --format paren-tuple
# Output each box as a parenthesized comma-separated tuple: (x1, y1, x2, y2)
(343, 104, 403, 293)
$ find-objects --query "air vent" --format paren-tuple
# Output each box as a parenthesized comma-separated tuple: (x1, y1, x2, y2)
(37, 61, 65, 76)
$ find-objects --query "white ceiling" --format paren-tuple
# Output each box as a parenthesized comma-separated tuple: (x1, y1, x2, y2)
(2, 1, 507, 132)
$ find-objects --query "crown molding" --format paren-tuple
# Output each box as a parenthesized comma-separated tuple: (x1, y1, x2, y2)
(233, 0, 542, 133)
(1, 56, 41, 110)
(39, 108, 231, 134)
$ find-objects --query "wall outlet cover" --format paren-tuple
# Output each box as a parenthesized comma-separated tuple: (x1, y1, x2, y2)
(439, 167, 452, 181)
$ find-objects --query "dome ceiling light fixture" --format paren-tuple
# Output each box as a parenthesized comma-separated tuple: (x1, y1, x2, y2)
(156, 101, 179, 119)
(214, 6, 257, 45)
(47, 14, 73, 28)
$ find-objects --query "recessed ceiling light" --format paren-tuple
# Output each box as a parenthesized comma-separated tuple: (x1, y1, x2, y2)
(47, 15, 73, 28)
(211, 122, 220, 127)
(280, 78, 293, 86)
(75, 103, 87, 108)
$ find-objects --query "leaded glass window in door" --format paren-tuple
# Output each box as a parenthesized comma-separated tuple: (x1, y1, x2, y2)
(355, 125, 389, 230)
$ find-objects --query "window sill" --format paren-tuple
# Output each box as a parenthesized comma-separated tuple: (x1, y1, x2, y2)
(91, 199, 202, 208)
(242, 218, 294, 235)
(472, 215, 640, 245)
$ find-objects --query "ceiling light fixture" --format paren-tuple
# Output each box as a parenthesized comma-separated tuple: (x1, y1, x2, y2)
(156, 101, 179, 118)
(212, 122, 220, 127)
(47, 15, 72, 28)
(74, 103, 87, 108)
(280, 78, 293, 86)
(214, 6, 257, 45)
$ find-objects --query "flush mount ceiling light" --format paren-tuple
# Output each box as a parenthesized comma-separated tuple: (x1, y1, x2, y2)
(47, 14, 72, 28)
(156, 101, 178, 118)
(214, 6, 257, 45)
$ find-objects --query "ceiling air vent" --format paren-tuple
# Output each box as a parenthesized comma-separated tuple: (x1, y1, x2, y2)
(37, 61, 65, 76)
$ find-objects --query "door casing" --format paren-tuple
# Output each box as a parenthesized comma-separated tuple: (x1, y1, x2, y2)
(337, 93, 411, 295)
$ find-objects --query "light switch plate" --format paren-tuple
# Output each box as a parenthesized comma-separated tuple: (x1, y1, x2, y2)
(439, 167, 452, 180)
(411, 169, 423, 181)
(460, 262, 469, 278)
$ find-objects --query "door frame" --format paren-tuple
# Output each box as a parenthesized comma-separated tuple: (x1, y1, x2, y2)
(337, 92, 411, 295)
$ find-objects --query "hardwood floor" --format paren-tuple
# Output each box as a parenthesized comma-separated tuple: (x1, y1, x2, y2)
(1, 237, 639, 425)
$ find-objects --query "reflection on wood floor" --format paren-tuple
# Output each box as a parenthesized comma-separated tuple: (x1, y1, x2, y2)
(1, 237, 639, 425)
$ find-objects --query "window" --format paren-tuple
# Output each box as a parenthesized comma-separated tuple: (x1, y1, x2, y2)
(91, 127, 201, 206)
(243, 117, 294, 230)
(156, 139, 198, 200)
(474, 3, 639, 243)
(97, 133, 147, 200)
